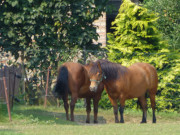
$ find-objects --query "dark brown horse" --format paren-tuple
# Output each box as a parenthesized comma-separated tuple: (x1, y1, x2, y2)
(53, 62, 104, 123)
(88, 60, 158, 123)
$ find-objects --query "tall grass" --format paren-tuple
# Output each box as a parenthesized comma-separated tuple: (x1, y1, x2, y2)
(0, 103, 8, 122)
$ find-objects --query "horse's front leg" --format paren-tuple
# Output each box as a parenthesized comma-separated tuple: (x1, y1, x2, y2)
(119, 105, 125, 123)
(108, 95, 119, 123)
(93, 97, 101, 123)
(70, 95, 77, 121)
(86, 98, 91, 123)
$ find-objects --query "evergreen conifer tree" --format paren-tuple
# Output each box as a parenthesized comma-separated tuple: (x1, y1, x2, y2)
(107, 0, 168, 67)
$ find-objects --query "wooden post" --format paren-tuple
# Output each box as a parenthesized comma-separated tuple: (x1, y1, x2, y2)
(12, 67, 16, 109)
(44, 67, 50, 108)
(3, 67, 12, 121)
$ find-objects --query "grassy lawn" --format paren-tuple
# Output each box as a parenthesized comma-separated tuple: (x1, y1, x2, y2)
(0, 105, 180, 135)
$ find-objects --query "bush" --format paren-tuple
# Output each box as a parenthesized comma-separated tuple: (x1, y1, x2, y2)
(144, 0, 180, 50)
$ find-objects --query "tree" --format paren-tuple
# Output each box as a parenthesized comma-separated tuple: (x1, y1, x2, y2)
(107, 0, 168, 65)
(0, 0, 108, 65)
(0, 0, 108, 104)
(106, 0, 180, 111)
(144, 0, 180, 51)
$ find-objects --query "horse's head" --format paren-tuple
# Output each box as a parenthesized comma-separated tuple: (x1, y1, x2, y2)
(87, 61, 106, 92)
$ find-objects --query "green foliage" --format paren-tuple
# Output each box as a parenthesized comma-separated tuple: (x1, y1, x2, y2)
(99, 91, 112, 109)
(107, 0, 168, 65)
(0, 0, 108, 69)
(54, 0, 108, 48)
(105, 0, 180, 112)
(0, 103, 8, 122)
(157, 58, 180, 112)
(144, 0, 180, 50)
(0, 0, 108, 66)
(0, 0, 108, 105)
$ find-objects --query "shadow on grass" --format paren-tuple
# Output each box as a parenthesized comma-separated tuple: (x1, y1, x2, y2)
(14, 107, 107, 125)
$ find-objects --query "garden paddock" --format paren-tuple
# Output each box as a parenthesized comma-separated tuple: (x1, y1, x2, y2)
(0, 49, 179, 123)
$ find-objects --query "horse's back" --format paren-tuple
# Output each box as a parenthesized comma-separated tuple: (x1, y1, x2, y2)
(62, 62, 90, 93)
(130, 63, 158, 93)
(62, 62, 86, 83)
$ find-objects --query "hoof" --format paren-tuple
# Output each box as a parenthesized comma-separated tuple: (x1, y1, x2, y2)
(94, 120, 98, 124)
(115, 120, 119, 123)
(140, 121, 147, 124)
(86, 120, 90, 123)
(152, 121, 156, 123)
(120, 120, 124, 123)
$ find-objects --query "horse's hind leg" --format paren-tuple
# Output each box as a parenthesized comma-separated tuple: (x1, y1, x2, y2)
(70, 94, 78, 121)
(149, 93, 156, 123)
(86, 98, 91, 123)
(138, 95, 147, 123)
(62, 94, 69, 120)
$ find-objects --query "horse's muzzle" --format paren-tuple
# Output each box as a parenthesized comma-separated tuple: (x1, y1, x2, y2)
(89, 86, 98, 92)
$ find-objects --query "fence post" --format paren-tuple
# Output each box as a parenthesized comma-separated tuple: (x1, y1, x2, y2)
(44, 66, 50, 108)
(3, 67, 12, 121)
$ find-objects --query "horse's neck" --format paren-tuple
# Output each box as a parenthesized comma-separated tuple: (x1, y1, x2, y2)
(102, 66, 129, 90)
(83, 66, 91, 85)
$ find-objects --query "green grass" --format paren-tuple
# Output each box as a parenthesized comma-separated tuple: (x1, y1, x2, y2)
(0, 105, 180, 135)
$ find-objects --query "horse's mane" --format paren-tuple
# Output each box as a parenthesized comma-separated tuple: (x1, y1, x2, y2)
(88, 59, 128, 81)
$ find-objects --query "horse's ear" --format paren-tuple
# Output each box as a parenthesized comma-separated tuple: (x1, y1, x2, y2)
(97, 62, 102, 74)
(87, 62, 93, 66)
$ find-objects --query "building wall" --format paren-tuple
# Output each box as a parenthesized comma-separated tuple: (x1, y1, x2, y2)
(93, 0, 141, 46)
(93, 12, 107, 47)
(93, 0, 122, 46)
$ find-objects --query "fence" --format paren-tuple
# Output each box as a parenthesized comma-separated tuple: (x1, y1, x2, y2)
(0, 65, 22, 107)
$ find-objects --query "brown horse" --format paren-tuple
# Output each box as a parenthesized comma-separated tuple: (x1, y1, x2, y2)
(53, 62, 104, 123)
(88, 60, 158, 123)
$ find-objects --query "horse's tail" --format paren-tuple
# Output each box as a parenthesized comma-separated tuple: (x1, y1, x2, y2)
(54, 66, 69, 97)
